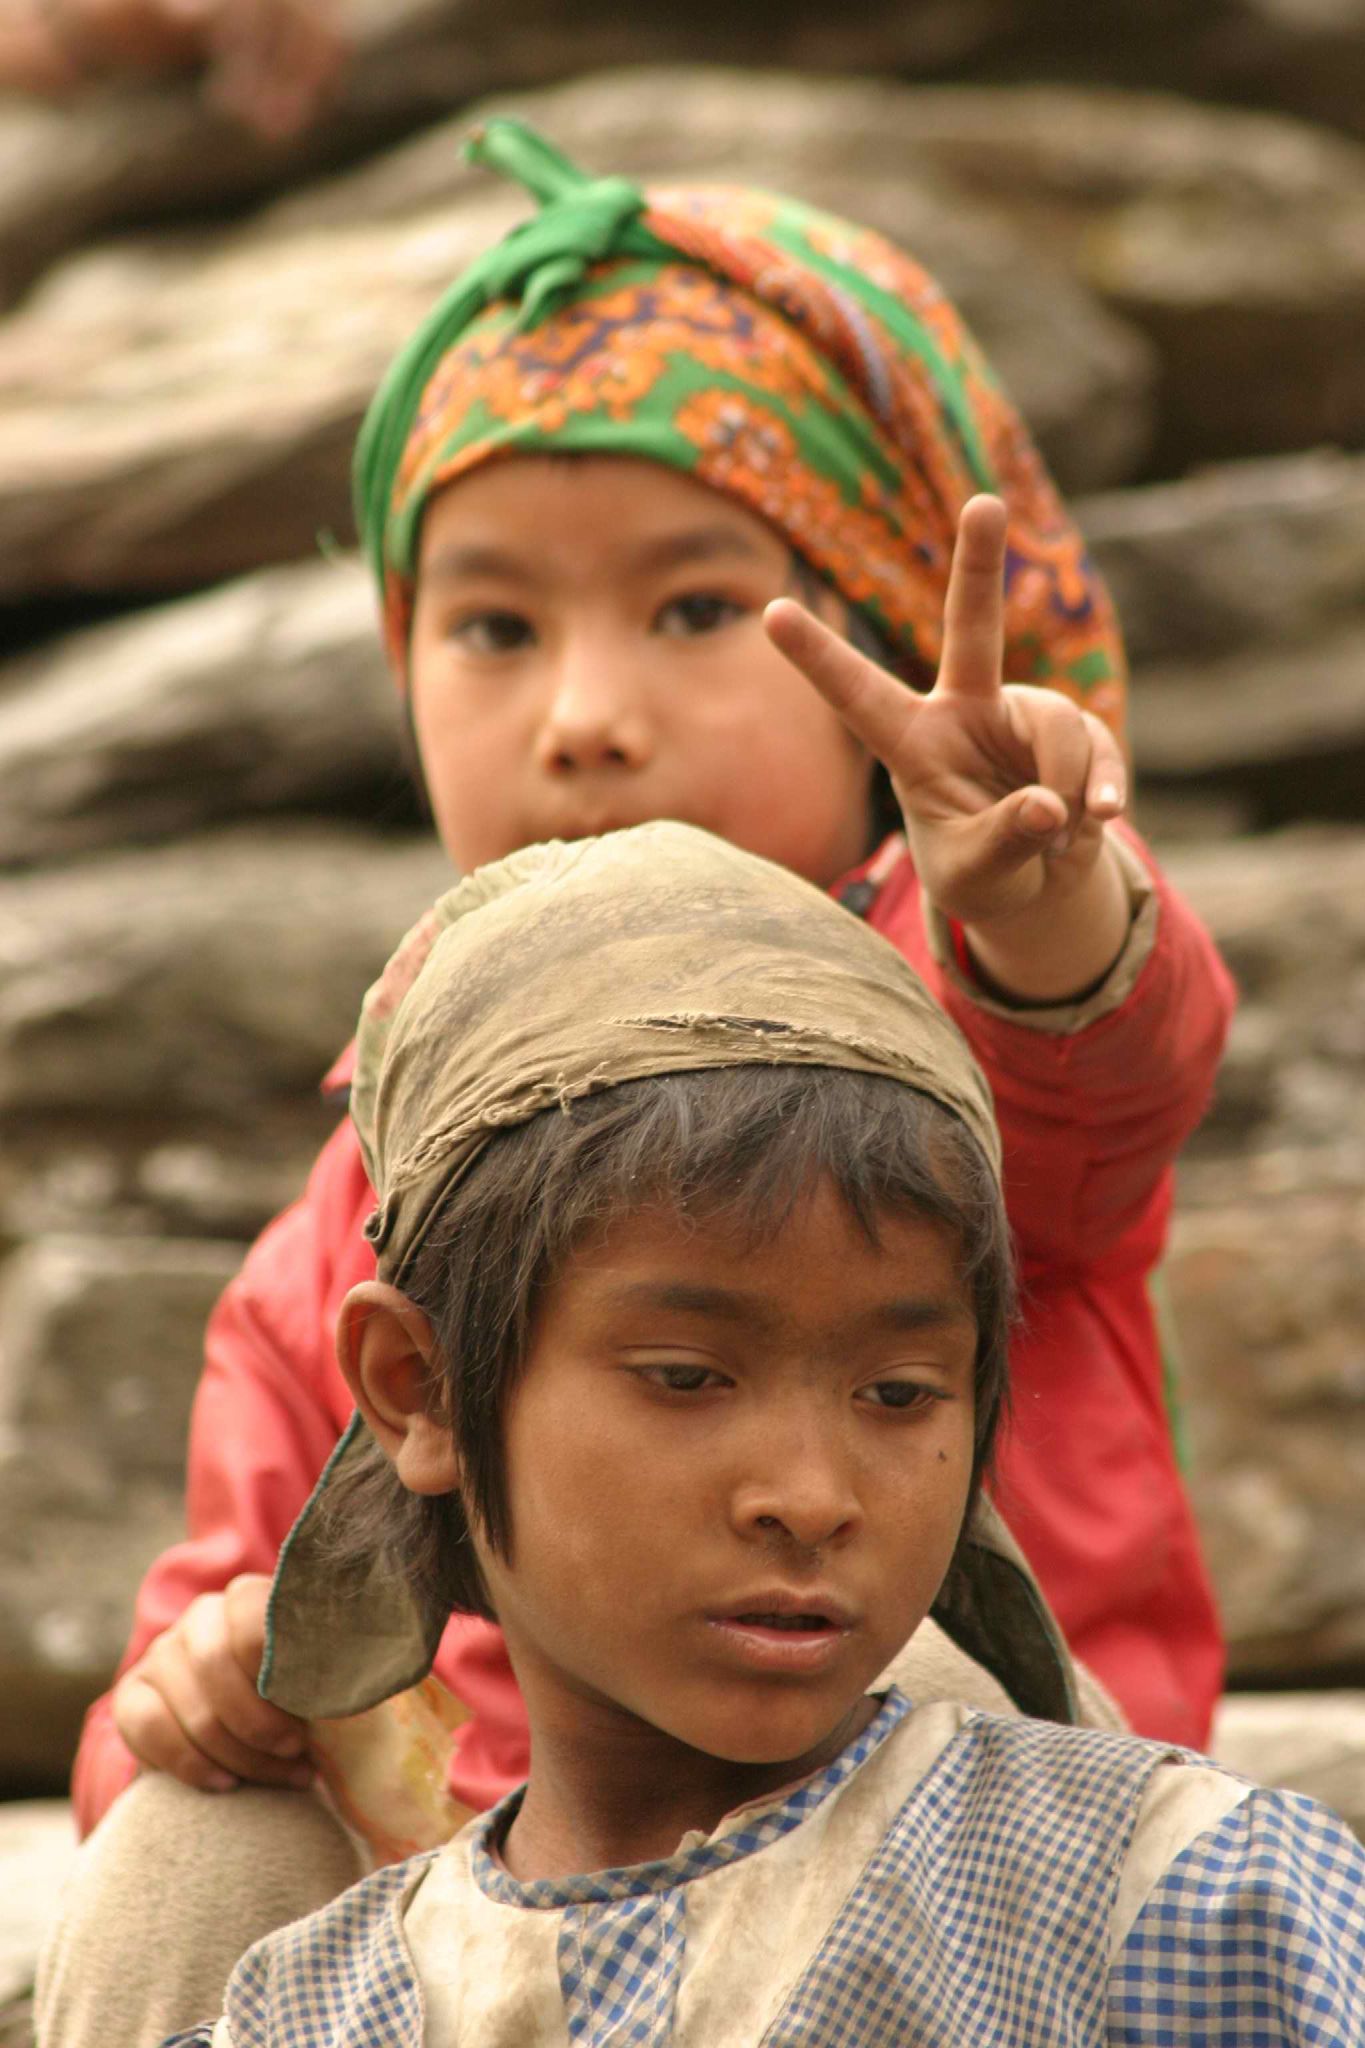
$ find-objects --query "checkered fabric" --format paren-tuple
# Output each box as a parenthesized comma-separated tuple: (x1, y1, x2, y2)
(557, 1886, 687, 2044)
(1109, 1783, 1365, 2045)
(764, 1710, 1176, 2044)
(162, 1703, 1365, 2046)
(178, 1856, 433, 2048)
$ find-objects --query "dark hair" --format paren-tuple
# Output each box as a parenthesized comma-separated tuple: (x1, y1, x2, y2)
(324, 1064, 1013, 1623)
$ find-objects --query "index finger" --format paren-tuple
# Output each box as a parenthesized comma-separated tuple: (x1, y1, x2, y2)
(763, 598, 919, 773)
(938, 493, 1007, 702)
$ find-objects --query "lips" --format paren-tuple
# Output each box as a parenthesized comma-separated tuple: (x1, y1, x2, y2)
(702, 1588, 857, 1674)
(713, 1589, 856, 1631)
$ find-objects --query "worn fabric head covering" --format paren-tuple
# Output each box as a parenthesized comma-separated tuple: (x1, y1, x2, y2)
(355, 118, 1126, 729)
(261, 822, 1079, 1726)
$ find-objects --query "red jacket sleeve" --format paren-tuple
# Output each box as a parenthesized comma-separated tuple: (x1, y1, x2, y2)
(875, 829, 1235, 1275)
(70, 1113, 376, 1837)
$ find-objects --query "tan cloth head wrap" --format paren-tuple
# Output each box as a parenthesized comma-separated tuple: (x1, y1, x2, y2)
(262, 824, 1079, 1726)
(354, 821, 1000, 1283)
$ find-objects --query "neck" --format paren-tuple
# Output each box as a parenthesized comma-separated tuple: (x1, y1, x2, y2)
(499, 1689, 880, 1883)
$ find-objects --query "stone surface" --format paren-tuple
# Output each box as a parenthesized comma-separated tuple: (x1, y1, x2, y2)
(0, 822, 451, 1123)
(1078, 449, 1365, 669)
(1167, 830, 1365, 1192)
(889, 84, 1365, 471)
(0, 68, 1156, 600)
(1168, 1190, 1365, 1684)
(0, 1237, 247, 1786)
(0, 1235, 245, 1490)
(0, 1124, 340, 1248)
(0, 2, 1105, 311)
(0, 555, 404, 868)
(1028, 0, 1365, 150)
(1128, 624, 1365, 827)
(1213, 1691, 1365, 1842)
(0, 0, 547, 310)
(0, 1458, 184, 1790)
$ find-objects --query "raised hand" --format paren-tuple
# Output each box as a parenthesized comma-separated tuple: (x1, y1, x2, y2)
(765, 495, 1132, 1001)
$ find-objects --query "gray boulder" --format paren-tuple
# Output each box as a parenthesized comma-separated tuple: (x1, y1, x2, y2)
(0, 555, 402, 869)
(1168, 1189, 1365, 1685)
(892, 84, 1365, 469)
(0, 822, 451, 1121)
(1078, 449, 1365, 669)
(0, 823, 451, 1239)
(1168, 829, 1365, 1191)
(1128, 624, 1365, 827)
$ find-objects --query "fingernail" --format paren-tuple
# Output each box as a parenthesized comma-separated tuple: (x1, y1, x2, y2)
(1095, 780, 1123, 808)
(207, 1771, 238, 1793)
(1047, 832, 1071, 858)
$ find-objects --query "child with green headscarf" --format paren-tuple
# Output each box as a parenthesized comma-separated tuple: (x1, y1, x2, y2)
(49, 114, 1235, 2047)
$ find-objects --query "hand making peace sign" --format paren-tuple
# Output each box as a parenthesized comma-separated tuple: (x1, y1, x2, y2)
(765, 495, 1129, 936)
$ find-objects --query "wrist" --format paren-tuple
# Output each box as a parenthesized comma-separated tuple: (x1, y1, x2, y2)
(959, 835, 1133, 1006)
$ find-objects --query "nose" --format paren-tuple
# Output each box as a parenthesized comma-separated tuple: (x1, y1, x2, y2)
(730, 1405, 861, 1555)
(536, 636, 654, 776)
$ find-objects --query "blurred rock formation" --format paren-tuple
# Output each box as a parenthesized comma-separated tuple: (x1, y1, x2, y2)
(0, 16, 1361, 1833)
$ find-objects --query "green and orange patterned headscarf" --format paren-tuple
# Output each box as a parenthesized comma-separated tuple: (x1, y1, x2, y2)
(355, 118, 1126, 731)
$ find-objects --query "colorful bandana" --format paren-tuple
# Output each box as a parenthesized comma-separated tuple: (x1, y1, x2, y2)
(354, 120, 1126, 729)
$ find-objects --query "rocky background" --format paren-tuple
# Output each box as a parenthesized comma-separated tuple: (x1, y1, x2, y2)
(2, 0, 1365, 2027)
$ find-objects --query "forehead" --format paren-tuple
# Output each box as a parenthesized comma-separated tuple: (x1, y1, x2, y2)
(537, 1182, 976, 1344)
(416, 452, 790, 577)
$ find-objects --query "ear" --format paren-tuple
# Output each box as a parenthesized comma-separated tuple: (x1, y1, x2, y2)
(335, 1280, 460, 1496)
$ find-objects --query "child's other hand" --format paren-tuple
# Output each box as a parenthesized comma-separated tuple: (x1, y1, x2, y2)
(764, 495, 1127, 933)
(111, 1573, 314, 1794)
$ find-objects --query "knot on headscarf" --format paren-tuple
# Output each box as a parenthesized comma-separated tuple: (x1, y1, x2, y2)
(354, 118, 665, 591)
(461, 121, 648, 331)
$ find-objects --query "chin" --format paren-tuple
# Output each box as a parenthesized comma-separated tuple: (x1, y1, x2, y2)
(668, 1686, 867, 1767)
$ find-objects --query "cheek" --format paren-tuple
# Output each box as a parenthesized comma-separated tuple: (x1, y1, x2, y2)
(703, 691, 873, 878)
(408, 674, 522, 869)
(501, 1387, 692, 1592)
(877, 1410, 976, 1565)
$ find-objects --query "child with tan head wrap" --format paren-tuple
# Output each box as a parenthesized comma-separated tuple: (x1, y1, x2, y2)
(163, 824, 1363, 2047)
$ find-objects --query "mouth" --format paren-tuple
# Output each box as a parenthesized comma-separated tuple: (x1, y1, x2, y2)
(728, 1613, 836, 1632)
(705, 1592, 856, 1673)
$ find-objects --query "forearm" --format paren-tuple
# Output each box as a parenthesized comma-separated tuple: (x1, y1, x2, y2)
(962, 832, 1132, 1006)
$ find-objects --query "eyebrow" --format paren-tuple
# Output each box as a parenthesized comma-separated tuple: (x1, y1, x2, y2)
(419, 525, 768, 589)
(608, 1280, 972, 1338)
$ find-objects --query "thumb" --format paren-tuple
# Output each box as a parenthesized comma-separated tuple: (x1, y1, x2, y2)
(962, 785, 1069, 884)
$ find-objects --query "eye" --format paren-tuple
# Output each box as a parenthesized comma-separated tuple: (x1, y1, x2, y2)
(632, 1362, 729, 1394)
(448, 609, 536, 655)
(654, 591, 746, 638)
(857, 1380, 942, 1414)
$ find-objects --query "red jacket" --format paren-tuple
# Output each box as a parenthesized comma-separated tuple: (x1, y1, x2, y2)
(72, 832, 1234, 1833)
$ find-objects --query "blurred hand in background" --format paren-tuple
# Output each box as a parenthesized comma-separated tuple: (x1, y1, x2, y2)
(0, 0, 346, 138)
